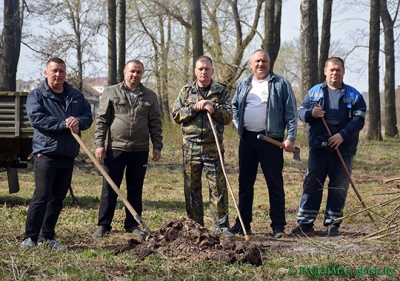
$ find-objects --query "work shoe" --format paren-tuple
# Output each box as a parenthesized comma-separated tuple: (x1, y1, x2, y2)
(219, 227, 235, 237)
(38, 239, 68, 250)
(92, 226, 109, 238)
(227, 223, 252, 235)
(21, 238, 35, 248)
(291, 224, 314, 235)
(327, 224, 340, 236)
(272, 228, 285, 239)
(126, 226, 145, 237)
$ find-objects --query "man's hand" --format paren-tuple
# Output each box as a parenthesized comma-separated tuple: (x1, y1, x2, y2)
(328, 133, 343, 149)
(152, 149, 161, 161)
(312, 106, 325, 118)
(95, 147, 106, 163)
(66, 116, 80, 133)
(283, 140, 295, 152)
(194, 100, 215, 114)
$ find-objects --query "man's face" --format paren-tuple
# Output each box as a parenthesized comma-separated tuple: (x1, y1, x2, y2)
(194, 60, 214, 86)
(124, 62, 144, 89)
(44, 62, 66, 91)
(250, 51, 270, 80)
(324, 61, 345, 88)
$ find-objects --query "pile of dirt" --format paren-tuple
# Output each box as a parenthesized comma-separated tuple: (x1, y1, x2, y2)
(115, 217, 267, 265)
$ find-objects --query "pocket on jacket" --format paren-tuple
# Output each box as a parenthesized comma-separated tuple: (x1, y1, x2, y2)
(113, 98, 130, 114)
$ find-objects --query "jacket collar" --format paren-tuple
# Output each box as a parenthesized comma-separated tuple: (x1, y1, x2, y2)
(245, 70, 276, 85)
(39, 78, 72, 98)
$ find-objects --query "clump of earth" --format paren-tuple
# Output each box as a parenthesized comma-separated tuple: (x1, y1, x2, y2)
(115, 217, 268, 265)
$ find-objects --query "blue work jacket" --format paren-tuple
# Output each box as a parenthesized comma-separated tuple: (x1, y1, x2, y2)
(298, 81, 366, 156)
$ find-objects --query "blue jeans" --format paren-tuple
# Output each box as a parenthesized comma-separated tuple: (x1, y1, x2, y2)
(97, 149, 148, 230)
(297, 149, 353, 227)
(24, 154, 75, 242)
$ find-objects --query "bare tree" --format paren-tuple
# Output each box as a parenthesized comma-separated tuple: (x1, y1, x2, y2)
(203, 0, 264, 90)
(24, 0, 105, 91)
(367, 0, 382, 140)
(108, 0, 117, 86)
(190, 0, 203, 76)
(117, 0, 126, 82)
(262, 0, 282, 69)
(381, 0, 398, 137)
(300, 0, 318, 98)
(0, 0, 22, 91)
(318, 0, 333, 83)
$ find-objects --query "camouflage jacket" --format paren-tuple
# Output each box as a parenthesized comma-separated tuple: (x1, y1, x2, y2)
(172, 80, 232, 145)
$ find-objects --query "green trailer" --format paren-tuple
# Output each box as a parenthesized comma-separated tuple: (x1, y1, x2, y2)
(0, 92, 33, 193)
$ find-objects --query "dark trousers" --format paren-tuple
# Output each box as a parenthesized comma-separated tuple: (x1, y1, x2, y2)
(97, 149, 148, 230)
(297, 150, 353, 226)
(235, 129, 286, 229)
(24, 154, 75, 242)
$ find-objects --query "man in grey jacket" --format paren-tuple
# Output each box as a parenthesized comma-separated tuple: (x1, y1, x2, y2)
(92, 60, 163, 238)
(225, 49, 297, 238)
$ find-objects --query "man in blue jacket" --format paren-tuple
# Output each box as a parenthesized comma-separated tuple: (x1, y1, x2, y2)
(225, 49, 297, 238)
(292, 57, 366, 236)
(21, 57, 93, 249)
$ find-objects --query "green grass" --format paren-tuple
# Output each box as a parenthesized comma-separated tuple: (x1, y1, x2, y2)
(0, 123, 400, 280)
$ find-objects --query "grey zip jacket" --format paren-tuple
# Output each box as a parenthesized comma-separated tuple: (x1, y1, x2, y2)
(95, 82, 163, 152)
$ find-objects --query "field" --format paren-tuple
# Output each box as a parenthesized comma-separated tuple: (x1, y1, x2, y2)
(0, 122, 399, 281)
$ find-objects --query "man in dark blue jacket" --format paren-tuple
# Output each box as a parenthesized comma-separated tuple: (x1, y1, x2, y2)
(292, 57, 366, 236)
(21, 57, 93, 249)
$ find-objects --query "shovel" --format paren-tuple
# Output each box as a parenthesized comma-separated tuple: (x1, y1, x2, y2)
(207, 112, 250, 241)
(257, 134, 303, 164)
(71, 131, 152, 235)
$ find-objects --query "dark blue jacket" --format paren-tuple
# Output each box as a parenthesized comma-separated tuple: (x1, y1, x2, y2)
(298, 81, 366, 156)
(27, 79, 93, 158)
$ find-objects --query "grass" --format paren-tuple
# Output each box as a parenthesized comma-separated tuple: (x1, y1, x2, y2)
(0, 121, 400, 280)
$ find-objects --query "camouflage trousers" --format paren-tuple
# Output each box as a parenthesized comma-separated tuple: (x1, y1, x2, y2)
(182, 140, 229, 231)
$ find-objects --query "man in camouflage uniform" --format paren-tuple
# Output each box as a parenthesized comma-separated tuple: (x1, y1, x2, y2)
(172, 56, 232, 234)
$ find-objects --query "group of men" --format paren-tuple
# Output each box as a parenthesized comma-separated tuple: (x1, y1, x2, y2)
(20, 49, 366, 249)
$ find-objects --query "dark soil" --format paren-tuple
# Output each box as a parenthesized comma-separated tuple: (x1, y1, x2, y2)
(115, 217, 267, 265)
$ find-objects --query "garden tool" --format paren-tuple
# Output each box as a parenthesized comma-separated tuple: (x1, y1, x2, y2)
(257, 134, 303, 164)
(71, 131, 152, 235)
(313, 102, 375, 224)
(206, 112, 250, 241)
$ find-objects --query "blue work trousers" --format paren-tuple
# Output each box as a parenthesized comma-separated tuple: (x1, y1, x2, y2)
(297, 149, 353, 226)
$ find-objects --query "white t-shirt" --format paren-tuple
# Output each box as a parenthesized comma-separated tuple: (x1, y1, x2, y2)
(243, 75, 270, 132)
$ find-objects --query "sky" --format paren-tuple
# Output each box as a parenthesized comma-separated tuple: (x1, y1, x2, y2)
(281, 0, 399, 93)
(15, 0, 400, 93)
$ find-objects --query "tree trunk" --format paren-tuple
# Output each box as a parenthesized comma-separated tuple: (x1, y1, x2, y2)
(367, 0, 382, 140)
(318, 0, 333, 83)
(380, 0, 398, 137)
(76, 24, 83, 91)
(108, 0, 117, 86)
(183, 27, 191, 83)
(0, 0, 22, 91)
(190, 0, 203, 79)
(262, 0, 282, 70)
(300, 0, 318, 99)
(117, 0, 126, 82)
(160, 16, 171, 119)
